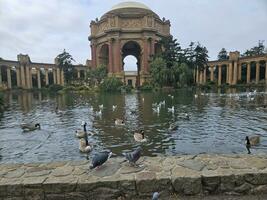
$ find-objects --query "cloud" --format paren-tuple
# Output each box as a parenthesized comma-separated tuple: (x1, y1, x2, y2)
(0, 0, 266, 65)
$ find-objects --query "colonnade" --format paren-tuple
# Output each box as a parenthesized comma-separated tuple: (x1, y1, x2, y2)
(195, 52, 267, 86)
(0, 54, 88, 89)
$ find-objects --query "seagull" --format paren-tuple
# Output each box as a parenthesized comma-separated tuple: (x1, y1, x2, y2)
(99, 104, 104, 110)
(168, 106, 174, 113)
(112, 105, 117, 111)
(194, 94, 198, 98)
(153, 106, 160, 114)
(90, 151, 112, 169)
(95, 110, 102, 117)
(89, 106, 94, 112)
(122, 147, 142, 167)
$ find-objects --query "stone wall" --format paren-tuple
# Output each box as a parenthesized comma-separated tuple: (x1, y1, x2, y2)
(1, 154, 267, 199)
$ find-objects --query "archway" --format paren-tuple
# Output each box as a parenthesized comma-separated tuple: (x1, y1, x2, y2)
(122, 41, 141, 87)
(98, 44, 109, 67)
(123, 55, 138, 87)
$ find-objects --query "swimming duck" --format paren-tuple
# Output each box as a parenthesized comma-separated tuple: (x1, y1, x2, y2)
(168, 106, 174, 113)
(112, 105, 117, 111)
(168, 123, 179, 132)
(99, 104, 104, 110)
(21, 123, 41, 132)
(114, 118, 125, 126)
(134, 130, 147, 142)
(79, 138, 92, 153)
(245, 135, 261, 154)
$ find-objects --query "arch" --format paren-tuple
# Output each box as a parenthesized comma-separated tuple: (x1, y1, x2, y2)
(98, 44, 109, 67)
(123, 55, 138, 71)
(122, 41, 141, 87)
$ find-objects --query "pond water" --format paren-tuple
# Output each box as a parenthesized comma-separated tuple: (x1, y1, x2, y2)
(0, 88, 267, 164)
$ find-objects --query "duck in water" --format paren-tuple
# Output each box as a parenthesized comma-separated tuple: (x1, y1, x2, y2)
(246, 135, 260, 154)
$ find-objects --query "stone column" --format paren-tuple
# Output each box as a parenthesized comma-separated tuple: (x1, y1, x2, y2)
(228, 62, 233, 85)
(143, 37, 149, 73)
(265, 61, 267, 84)
(7, 67, 12, 89)
(256, 61, 260, 84)
(77, 70, 80, 79)
(203, 68, 206, 83)
(25, 66, 30, 89)
(56, 68, 61, 85)
(108, 39, 113, 73)
(226, 65, 229, 83)
(20, 65, 26, 88)
(0, 66, 2, 86)
(233, 61, 238, 85)
(16, 67, 21, 87)
(193, 69, 196, 83)
(150, 38, 155, 56)
(29, 68, 32, 89)
(61, 69, 64, 86)
(199, 71, 203, 84)
(247, 62, 251, 84)
(210, 66, 214, 81)
(196, 68, 199, 84)
(218, 65, 222, 86)
(114, 38, 121, 73)
(53, 69, 57, 84)
(45, 69, 49, 85)
(37, 69, 41, 89)
(91, 44, 97, 69)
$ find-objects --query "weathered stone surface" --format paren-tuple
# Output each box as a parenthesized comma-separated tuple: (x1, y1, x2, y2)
(1, 155, 267, 199)
(43, 175, 78, 194)
(50, 165, 74, 177)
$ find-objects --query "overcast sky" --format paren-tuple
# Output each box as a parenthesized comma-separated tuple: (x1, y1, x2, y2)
(0, 0, 267, 71)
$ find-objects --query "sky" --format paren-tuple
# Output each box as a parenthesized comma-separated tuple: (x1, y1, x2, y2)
(0, 0, 267, 71)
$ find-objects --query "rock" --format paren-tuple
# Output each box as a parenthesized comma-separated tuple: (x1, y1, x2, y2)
(177, 159, 206, 171)
(50, 165, 74, 177)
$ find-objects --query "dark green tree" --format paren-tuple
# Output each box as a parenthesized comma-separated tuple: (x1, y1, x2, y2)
(86, 65, 107, 85)
(242, 40, 266, 57)
(218, 48, 228, 60)
(193, 43, 209, 71)
(56, 49, 75, 84)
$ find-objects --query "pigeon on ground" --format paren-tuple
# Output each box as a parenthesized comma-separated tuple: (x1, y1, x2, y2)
(122, 147, 142, 166)
(90, 151, 112, 169)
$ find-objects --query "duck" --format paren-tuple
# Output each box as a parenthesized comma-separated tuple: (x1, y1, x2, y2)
(194, 94, 198, 98)
(112, 105, 117, 111)
(21, 123, 41, 132)
(114, 118, 125, 126)
(95, 110, 102, 117)
(168, 123, 179, 132)
(245, 135, 261, 154)
(79, 138, 92, 153)
(168, 106, 174, 113)
(134, 130, 147, 142)
(99, 104, 104, 110)
(75, 121, 87, 138)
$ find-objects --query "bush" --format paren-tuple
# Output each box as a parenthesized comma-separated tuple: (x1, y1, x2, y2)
(139, 82, 153, 91)
(49, 84, 63, 92)
(120, 85, 133, 93)
(100, 77, 123, 92)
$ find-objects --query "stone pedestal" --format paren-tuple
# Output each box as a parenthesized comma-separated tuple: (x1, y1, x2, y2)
(53, 69, 57, 84)
(20, 66, 26, 88)
(228, 63, 233, 85)
(210, 66, 214, 81)
(37, 69, 41, 89)
(233, 61, 237, 84)
(45, 69, 49, 85)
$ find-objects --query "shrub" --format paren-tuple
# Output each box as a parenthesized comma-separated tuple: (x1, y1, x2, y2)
(49, 84, 63, 92)
(100, 77, 123, 92)
(140, 82, 153, 91)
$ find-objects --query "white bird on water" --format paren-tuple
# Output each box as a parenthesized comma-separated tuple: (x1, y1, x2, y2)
(168, 106, 175, 113)
(99, 104, 104, 110)
(194, 94, 198, 98)
(112, 105, 117, 111)
(95, 110, 102, 117)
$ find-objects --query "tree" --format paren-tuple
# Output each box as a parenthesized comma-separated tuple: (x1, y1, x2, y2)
(56, 49, 75, 84)
(218, 48, 228, 60)
(150, 57, 168, 87)
(157, 35, 182, 68)
(86, 65, 107, 85)
(242, 40, 266, 57)
(193, 43, 209, 71)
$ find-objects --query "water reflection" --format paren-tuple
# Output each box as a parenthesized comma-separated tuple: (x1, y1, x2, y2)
(0, 88, 267, 164)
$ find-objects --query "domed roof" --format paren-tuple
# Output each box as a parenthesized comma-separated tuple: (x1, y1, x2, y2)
(110, 1, 151, 11)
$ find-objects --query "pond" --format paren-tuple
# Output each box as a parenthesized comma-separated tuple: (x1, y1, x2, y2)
(0, 88, 267, 164)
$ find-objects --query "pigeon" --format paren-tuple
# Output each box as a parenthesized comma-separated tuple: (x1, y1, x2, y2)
(152, 192, 159, 200)
(122, 147, 142, 166)
(90, 151, 112, 169)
